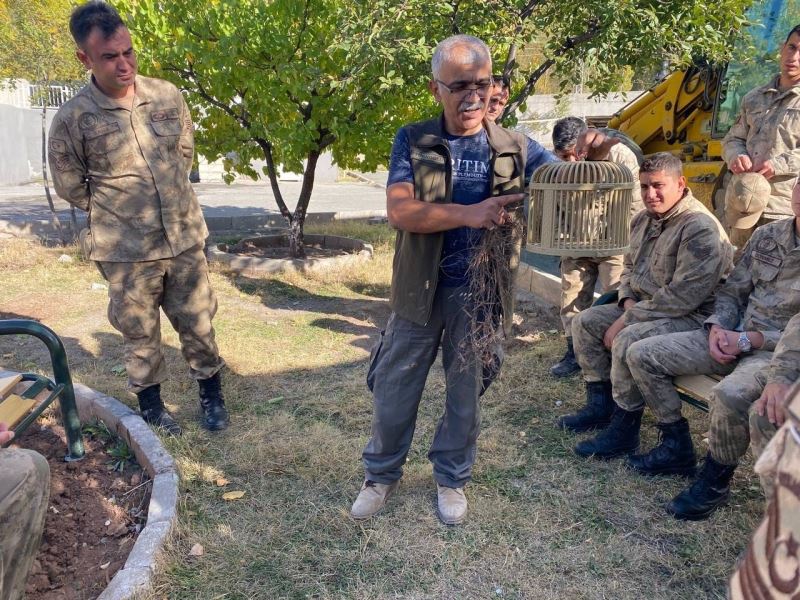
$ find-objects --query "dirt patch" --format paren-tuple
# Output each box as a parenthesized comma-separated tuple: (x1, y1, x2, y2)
(225, 239, 354, 259)
(18, 422, 149, 600)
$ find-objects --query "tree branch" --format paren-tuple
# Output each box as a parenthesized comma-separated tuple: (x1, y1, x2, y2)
(450, 1, 461, 34)
(253, 137, 292, 222)
(288, 0, 311, 62)
(502, 22, 601, 119)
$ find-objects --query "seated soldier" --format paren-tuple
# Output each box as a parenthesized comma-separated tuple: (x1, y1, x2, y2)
(560, 152, 733, 451)
(729, 379, 800, 599)
(750, 312, 800, 495)
(750, 311, 800, 501)
(625, 185, 800, 520)
(549, 117, 643, 378)
(0, 423, 50, 600)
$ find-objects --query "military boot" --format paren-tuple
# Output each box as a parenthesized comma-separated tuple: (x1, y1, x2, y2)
(550, 337, 581, 378)
(627, 417, 696, 477)
(666, 453, 737, 521)
(557, 381, 614, 433)
(574, 406, 643, 459)
(198, 372, 230, 431)
(136, 384, 182, 436)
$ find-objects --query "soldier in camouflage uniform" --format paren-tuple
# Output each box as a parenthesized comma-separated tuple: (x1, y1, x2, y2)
(624, 188, 800, 520)
(0, 424, 50, 600)
(548, 117, 644, 378)
(750, 311, 800, 500)
(722, 24, 800, 248)
(48, 2, 228, 434)
(730, 382, 800, 599)
(562, 153, 733, 455)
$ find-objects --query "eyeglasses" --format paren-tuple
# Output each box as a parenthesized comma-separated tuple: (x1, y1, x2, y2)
(435, 78, 493, 97)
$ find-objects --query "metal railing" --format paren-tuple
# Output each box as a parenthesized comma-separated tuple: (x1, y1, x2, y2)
(28, 83, 78, 108)
(0, 79, 80, 108)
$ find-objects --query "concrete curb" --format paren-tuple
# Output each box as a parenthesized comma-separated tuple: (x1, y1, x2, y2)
(68, 382, 179, 600)
(515, 262, 563, 307)
(0, 209, 388, 242)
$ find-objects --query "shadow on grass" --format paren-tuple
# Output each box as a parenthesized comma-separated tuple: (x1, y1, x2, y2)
(0, 291, 763, 600)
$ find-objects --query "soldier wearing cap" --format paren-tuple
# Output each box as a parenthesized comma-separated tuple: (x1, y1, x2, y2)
(622, 181, 800, 520)
(0, 423, 50, 600)
(48, 1, 228, 435)
(722, 24, 800, 248)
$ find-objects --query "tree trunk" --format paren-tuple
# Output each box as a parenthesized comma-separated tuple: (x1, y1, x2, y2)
(40, 89, 72, 239)
(287, 149, 320, 259)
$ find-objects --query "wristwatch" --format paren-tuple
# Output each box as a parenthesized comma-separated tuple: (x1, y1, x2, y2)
(737, 332, 752, 353)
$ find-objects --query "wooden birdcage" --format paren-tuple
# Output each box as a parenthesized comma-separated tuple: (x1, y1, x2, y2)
(527, 161, 636, 257)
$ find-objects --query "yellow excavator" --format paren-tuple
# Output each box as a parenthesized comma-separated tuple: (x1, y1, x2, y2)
(607, 0, 800, 215)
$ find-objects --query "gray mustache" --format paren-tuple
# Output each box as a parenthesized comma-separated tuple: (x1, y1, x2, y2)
(459, 101, 484, 112)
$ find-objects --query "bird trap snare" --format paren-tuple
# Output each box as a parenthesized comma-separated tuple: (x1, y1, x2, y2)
(527, 161, 636, 257)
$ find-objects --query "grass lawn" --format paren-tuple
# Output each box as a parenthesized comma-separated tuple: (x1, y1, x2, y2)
(0, 223, 764, 599)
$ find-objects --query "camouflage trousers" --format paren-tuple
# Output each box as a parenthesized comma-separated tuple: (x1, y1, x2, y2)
(559, 255, 624, 333)
(0, 449, 50, 600)
(750, 410, 780, 500)
(97, 244, 225, 394)
(627, 328, 772, 465)
(730, 415, 800, 598)
(571, 303, 704, 409)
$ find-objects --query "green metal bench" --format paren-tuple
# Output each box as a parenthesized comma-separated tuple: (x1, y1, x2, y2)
(0, 319, 84, 461)
(592, 291, 712, 413)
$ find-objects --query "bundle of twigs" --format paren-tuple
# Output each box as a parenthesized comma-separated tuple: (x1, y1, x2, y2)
(461, 213, 524, 369)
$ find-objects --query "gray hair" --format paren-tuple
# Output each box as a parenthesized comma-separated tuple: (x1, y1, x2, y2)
(640, 152, 683, 178)
(431, 35, 491, 79)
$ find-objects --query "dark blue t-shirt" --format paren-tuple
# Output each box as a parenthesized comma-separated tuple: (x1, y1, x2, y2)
(387, 125, 556, 287)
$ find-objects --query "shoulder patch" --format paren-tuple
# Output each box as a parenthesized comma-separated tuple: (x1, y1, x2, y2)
(54, 154, 71, 172)
(48, 139, 66, 153)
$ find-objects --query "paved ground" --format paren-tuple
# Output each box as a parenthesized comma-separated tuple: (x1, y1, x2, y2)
(0, 178, 388, 225)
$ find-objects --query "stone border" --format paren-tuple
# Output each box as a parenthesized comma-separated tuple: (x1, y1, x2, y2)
(209, 233, 374, 275)
(58, 382, 178, 600)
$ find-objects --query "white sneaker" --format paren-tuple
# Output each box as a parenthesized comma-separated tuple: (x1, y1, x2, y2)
(350, 480, 399, 520)
(437, 484, 467, 525)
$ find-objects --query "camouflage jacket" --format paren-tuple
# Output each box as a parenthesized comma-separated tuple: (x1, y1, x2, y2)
(722, 76, 800, 219)
(607, 143, 644, 215)
(766, 312, 800, 385)
(619, 189, 733, 325)
(706, 217, 800, 351)
(48, 75, 207, 262)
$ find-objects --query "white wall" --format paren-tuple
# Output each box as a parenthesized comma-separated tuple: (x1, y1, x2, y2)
(0, 104, 54, 185)
(517, 91, 643, 147)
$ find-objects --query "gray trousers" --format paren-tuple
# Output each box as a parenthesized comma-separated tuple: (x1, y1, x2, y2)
(627, 329, 772, 465)
(362, 286, 493, 488)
